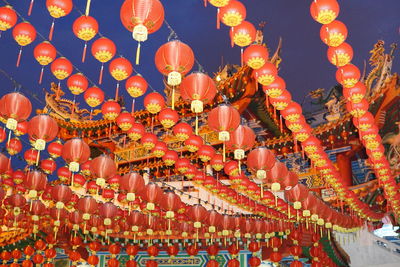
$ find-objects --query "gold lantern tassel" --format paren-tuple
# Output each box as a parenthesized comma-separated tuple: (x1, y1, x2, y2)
(85, 0, 92, 16)
(260, 183, 263, 198)
(172, 87, 175, 110)
(35, 150, 40, 166)
(195, 114, 199, 135)
(136, 42, 141, 65)
(223, 141, 226, 162)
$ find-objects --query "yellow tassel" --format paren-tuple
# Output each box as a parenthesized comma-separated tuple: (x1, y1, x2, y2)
(223, 142, 226, 162)
(136, 42, 141, 65)
(195, 114, 199, 135)
(172, 87, 175, 110)
(85, 0, 92, 16)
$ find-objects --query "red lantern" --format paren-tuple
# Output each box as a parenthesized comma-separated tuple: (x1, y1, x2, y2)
(249, 256, 261, 266)
(208, 104, 240, 142)
(84, 87, 105, 108)
(141, 183, 162, 211)
(180, 72, 217, 120)
(197, 145, 216, 163)
(120, 172, 145, 202)
(51, 57, 73, 81)
(141, 133, 158, 150)
(166, 245, 179, 258)
(206, 260, 219, 267)
(270, 90, 292, 110)
(227, 259, 240, 267)
(270, 251, 282, 263)
(61, 138, 90, 173)
(12, 22, 37, 67)
(57, 166, 71, 182)
(1, 92, 32, 132)
(160, 151, 177, 168)
(72, 15, 99, 62)
(247, 147, 276, 181)
(127, 122, 145, 141)
(152, 141, 167, 157)
(327, 42, 353, 67)
(116, 111, 135, 131)
(33, 41, 57, 84)
(230, 21, 256, 47)
(353, 112, 375, 132)
(219, 0, 246, 28)
(144, 92, 165, 114)
(126, 75, 148, 98)
(243, 44, 269, 70)
(310, 0, 340, 24)
(173, 122, 193, 141)
(208, 0, 230, 8)
(91, 37, 117, 84)
(109, 57, 133, 99)
(48, 141, 63, 158)
(24, 149, 38, 165)
(281, 101, 303, 122)
(158, 108, 179, 129)
(345, 98, 369, 118)
(24, 170, 47, 198)
(185, 135, 204, 153)
(67, 73, 89, 95)
(90, 154, 117, 187)
(343, 82, 366, 104)
(336, 64, 360, 88)
(320, 20, 347, 47)
(211, 154, 224, 171)
(28, 114, 59, 151)
(227, 125, 255, 161)
(255, 62, 278, 86)
(0, 6, 17, 32)
(154, 40, 194, 86)
(102, 100, 122, 121)
(46, 0, 73, 40)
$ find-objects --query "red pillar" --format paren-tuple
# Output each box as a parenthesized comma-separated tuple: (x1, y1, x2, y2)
(336, 153, 353, 186)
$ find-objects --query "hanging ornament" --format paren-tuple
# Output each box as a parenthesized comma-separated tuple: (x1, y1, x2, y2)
(243, 44, 269, 70)
(46, 0, 73, 40)
(219, 0, 246, 28)
(51, 57, 73, 82)
(12, 22, 37, 67)
(230, 21, 256, 63)
(327, 42, 353, 67)
(84, 87, 105, 108)
(343, 82, 366, 104)
(125, 75, 148, 98)
(109, 57, 133, 100)
(310, 0, 340, 24)
(33, 41, 57, 84)
(91, 37, 117, 84)
(320, 20, 347, 47)
(0, 5, 17, 34)
(335, 64, 361, 88)
(158, 108, 179, 129)
(144, 92, 165, 114)
(67, 73, 89, 95)
(72, 15, 99, 62)
(0, 92, 32, 132)
(120, 0, 165, 65)
(102, 100, 122, 121)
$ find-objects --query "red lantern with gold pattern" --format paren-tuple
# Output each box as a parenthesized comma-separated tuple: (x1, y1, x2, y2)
(48, 140, 63, 158)
(116, 111, 135, 131)
(197, 145, 216, 163)
(126, 75, 148, 98)
(12, 22, 37, 67)
(102, 100, 121, 121)
(91, 37, 117, 84)
(84, 87, 104, 108)
(162, 149, 178, 166)
(219, 0, 246, 28)
(320, 20, 347, 47)
(208, 104, 240, 141)
(281, 102, 303, 122)
(336, 64, 360, 88)
(46, 0, 73, 40)
(243, 44, 269, 70)
(61, 138, 90, 173)
(141, 132, 158, 150)
(173, 122, 193, 141)
(152, 141, 167, 157)
(158, 108, 179, 129)
(155, 40, 194, 86)
(343, 82, 366, 104)
(0, 6, 17, 32)
(120, 0, 164, 65)
(230, 21, 256, 47)
(144, 92, 165, 114)
(211, 154, 224, 171)
(33, 41, 57, 84)
(51, 57, 73, 81)
(72, 15, 98, 62)
(127, 122, 145, 141)
(310, 0, 340, 24)
(109, 57, 133, 99)
(269, 90, 292, 110)
(67, 73, 89, 95)
(345, 98, 369, 118)
(255, 62, 278, 86)
(227, 125, 255, 161)
(185, 135, 204, 153)
(327, 42, 353, 67)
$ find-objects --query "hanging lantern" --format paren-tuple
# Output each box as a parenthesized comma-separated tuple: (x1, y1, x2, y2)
(48, 140, 63, 158)
(144, 92, 165, 114)
(247, 147, 276, 190)
(51, 57, 73, 81)
(197, 145, 216, 163)
(175, 158, 190, 174)
(84, 87, 105, 108)
(24, 170, 47, 200)
(320, 20, 347, 47)
(28, 114, 59, 153)
(33, 41, 57, 84)
(310, 0, 340, 24)
(12, 22, 37, 67)
(211, 154, 224, 171)
(208, 104, 240, 161)
(243, 44, 269, 70)
(270, 90, 292, 110)
(102, 100, 121, 121)
(61, 138, 90, 173)
(343, 82, 366, 104)
(219, 0, 246, 28)
(327, 42, 353, 67)
(126, 75, 148, 98)
(336, 63, 361, 88)
(281, 102, 303, 122)
(99, 202, 117, 228)
(345, 99, 369, 118)
(120, 0, 165, 65)
(91, 37, 117, 84)
(127, 122, 145, 141)
(0, 5, 17, 33)
(353, 112, 375, 132)
(45, 0, 73, 40)
(162, 150, 178, 166)
(90, 154, 117, 188)
(141, 133, 158, 150)
(226, 125, 255, 162)
(120, 172, 145, 203)
(158, 108, 179, 129)
(0, 92, 32, 131)
(180, 72, 217, 133)
(230, 21, 256, 47)
(6, 137, 21, 155)
(24, 148, 39, 165)
(173, 122, 193, 141)
(109, 57, 133, 100)
(116, 111, 135, 131)
(40, 158, 57, 175)
(141, 182, 163, 211)
(254, 62, 278, 86)
(72, 15, 99, 62)
(67, 73, 89, 95)
(185, 135, 204, 153)
(154, 40, 194, 87)
(152, 141, 167, 157)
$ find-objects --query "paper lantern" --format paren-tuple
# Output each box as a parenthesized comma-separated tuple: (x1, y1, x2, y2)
(51, 57, 73, 80)
(91, 37, 117, 84)
(327, 42, 353, 67)
(33, 41, 57, 84)
(243, 44, 269, 70)
(125, 75, 148, 98)
(46, 0, 73, 40)
(12, 22, 36, 67)
(310, 0, 340, 24)
(230, 21, 256, 47)
(320, 20, 347, 47)
(67, 73, 89, 95)
(72, 15, 99, 62)
(0, 6, 17, 32)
